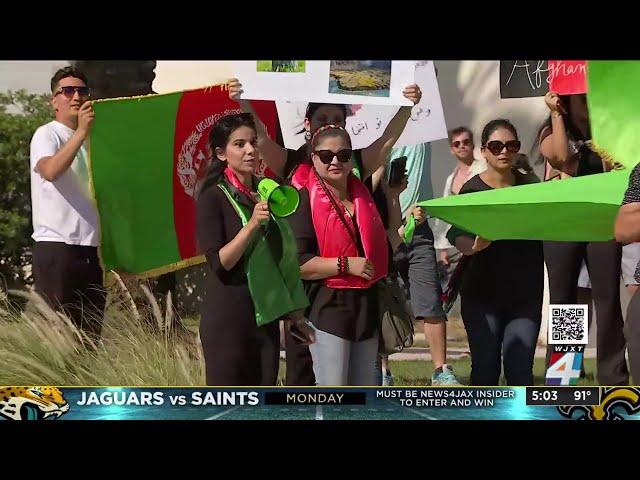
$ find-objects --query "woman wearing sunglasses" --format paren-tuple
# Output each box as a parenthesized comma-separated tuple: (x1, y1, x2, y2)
(286, 124, 390, 385)
(539, 92, 628, 386)
(447, 119, 543, 385)
(227, 78, 422, 187)
(228, 78, 420, 386)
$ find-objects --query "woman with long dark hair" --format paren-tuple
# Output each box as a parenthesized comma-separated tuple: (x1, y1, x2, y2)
(539, 92, 628, 385)
(447, 119, 543, 385)
(196, 113, 314, 386)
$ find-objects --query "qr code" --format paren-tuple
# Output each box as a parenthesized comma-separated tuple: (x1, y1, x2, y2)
(548, 304, 589, 345)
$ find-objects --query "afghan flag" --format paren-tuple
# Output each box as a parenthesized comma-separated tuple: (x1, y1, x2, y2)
(420, 60, 640, 242)
(89, 85, 279, 276)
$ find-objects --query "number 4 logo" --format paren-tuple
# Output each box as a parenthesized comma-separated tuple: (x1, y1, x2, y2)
(546, 352, 583, 385)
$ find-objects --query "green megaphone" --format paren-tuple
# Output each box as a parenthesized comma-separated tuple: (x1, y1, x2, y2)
(257, 178, 300, 217)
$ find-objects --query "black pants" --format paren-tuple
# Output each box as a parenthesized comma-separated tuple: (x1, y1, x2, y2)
(461, 297, 541, 386)
(201, 317, 280, 386)
(284, 330, 316, 386)
(32, 241, 106, 338)
(624, 290, 640, 383)
(544, 240, 628, 385)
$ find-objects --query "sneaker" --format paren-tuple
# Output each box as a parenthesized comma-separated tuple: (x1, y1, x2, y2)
(431, 364, 462, 386)
(382, 370, 394, 386)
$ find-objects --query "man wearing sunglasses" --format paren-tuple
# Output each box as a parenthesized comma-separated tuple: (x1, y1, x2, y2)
(29, 66, 104, 338)
(434, 127, 487, 283)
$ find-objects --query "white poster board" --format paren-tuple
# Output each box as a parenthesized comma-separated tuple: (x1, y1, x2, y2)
(233, 60, 416, 106)
(153, 61, 234, 94)
(276, 61, 447, 150)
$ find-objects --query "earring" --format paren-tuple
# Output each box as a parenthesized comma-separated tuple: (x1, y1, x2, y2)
(305, 131, 311, 141)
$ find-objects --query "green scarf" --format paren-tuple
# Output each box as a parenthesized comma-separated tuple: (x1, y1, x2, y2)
(218, 181, 309, 326)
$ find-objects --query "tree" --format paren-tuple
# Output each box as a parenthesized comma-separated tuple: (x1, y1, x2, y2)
(0, 90, 52, 289)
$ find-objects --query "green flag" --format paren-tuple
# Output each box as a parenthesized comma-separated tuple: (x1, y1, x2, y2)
(89, 85, 279, 276)
(419, 170, 629, 242)
(587, 60, 640, 169)
(419, 60, 640, 242)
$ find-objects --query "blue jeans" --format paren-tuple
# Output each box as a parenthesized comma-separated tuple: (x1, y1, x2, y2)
(461, 297, 541, 386)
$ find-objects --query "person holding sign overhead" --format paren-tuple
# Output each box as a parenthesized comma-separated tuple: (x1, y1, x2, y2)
(538, 92, 628, 386)
(228, 76, 421, 386)
(196, 113, 314, 386)
(227, 77, 422, 185)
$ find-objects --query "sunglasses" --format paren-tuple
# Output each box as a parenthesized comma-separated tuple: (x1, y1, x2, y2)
(451, 139, 472, 148)
(314, 149, 352, 164)
(54, 86, 91, 98)
(483, 140, 521, 156)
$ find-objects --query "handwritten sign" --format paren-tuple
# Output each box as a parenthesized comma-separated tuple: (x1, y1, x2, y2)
(548, 60, 587, 95)
(276, 61, 447, 150)
(500, 60, 550, 98)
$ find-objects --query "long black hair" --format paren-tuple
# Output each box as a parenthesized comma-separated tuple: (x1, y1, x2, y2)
(198, 112, 257, 195)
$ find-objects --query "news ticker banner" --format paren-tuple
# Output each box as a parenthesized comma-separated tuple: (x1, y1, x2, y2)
(1, 387, 640, 421)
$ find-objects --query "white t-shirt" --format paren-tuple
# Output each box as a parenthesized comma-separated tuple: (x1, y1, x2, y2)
(30, 120, 100, 246)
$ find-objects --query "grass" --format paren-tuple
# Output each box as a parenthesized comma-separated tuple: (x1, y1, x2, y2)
(0, 289, 205, 386)
(0, 290, 599, 387)
(385, 359, 598, 386)
(274, 359, 598, 387)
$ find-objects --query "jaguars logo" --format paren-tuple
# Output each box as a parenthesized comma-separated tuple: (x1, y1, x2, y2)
(0, 386, 69, 420)
(558, 387, 640, 420)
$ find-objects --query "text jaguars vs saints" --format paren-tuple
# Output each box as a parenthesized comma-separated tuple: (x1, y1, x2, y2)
(76, 391, 260, 406)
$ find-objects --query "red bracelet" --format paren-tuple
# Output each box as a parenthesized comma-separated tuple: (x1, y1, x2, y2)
(337, 255, 349, 275)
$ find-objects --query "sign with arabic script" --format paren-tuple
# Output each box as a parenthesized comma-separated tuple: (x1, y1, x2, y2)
(276, 61, 447, 150)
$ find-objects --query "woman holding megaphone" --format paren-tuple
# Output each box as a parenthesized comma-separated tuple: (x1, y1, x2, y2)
(228, 77, 420, 386)
(197, 113, 315, 386)
(287, 124, 391, 386)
